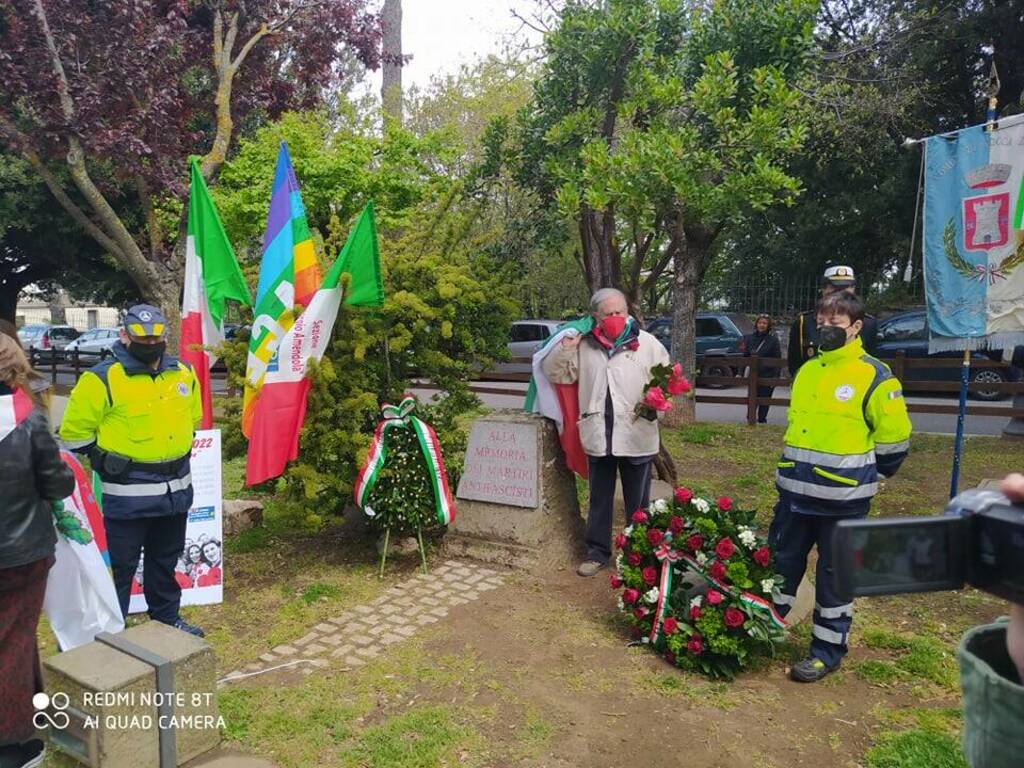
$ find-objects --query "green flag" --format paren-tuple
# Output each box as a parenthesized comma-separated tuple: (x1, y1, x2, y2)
(334, 201, 384, 307)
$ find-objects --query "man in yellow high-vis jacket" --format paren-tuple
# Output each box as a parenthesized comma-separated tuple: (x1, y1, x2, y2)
(60, 305, 205, 636)
(772, 291, 912, 682)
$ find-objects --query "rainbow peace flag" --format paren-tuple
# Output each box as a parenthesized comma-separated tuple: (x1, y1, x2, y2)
(242, 142, 320, 436)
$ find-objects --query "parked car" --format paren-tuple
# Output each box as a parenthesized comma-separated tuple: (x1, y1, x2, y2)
(508, 320, 563, 360)
(875, 309, 1014, 401)
(64, 327, 120, 362)
(17, 324, 48, 349)
(210, 324, 250, 373)
(646, 312, 755, 386)
(22, 325, 81, 363)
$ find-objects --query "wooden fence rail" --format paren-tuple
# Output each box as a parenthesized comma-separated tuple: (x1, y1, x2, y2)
(700, 353, 1024, 425)
(46, 350, 1024, 425)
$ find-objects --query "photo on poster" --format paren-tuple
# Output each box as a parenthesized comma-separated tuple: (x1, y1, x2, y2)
(129, 429, 224, 613)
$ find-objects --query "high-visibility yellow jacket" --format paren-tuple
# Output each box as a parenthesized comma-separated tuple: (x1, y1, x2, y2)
(61, 343, 202, 463)
(776, 336, 911, 515)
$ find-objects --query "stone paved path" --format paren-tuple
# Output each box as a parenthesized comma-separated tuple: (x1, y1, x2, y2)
(220, 560, 506, 684)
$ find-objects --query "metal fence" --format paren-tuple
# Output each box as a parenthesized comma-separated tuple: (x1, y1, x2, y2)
(701, 354, 1024, 425)
(698, 272, 925, 321)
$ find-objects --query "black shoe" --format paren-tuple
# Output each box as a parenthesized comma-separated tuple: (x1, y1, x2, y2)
(790, 655, 840, 682)
(172, 617, 206, 638)
(0, 740, 45, 768)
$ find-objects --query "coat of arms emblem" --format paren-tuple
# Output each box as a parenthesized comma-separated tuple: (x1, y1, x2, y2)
(961, 164, 1011, 252)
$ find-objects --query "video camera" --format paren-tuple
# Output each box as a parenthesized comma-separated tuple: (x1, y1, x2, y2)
(832, 489, 1024, 603)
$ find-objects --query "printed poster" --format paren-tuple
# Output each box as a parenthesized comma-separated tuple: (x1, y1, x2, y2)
(129, 429, 224, 612)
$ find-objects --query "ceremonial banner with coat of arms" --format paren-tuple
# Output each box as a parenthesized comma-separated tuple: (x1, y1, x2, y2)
(923, 113, 1024, 353)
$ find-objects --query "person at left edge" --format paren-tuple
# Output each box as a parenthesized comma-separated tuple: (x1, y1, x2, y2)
(60, 304, 206, 638)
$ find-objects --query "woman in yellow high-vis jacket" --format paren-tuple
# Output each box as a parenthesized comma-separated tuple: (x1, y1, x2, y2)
(771, 291, 912, 683)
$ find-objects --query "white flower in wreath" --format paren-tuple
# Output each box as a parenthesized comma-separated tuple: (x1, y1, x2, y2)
(623, 525, 634, 536)
(364, 505, 377, 518)
(693, 498, 710, 514)
(695, 551, 708, 566)
(761, 578, 775, 595)
(616, 598, 625, 611)
(615, 553, 624, 571)
(690, 595, 703, 609)
(644, 587, 659, 605)
(738, 527, 757, 549)
(652, 498, 668, 513)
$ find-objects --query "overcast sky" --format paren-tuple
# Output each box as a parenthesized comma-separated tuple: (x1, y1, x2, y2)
(361, 0, 545, 95)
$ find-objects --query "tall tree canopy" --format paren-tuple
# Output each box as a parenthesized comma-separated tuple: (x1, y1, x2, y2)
(719, 0, 1024, 305)
(507, 0, 818, 412)
(0, 0, 382, 334)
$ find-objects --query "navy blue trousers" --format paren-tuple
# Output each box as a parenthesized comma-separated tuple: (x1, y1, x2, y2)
(769, 493, 859, 667)
(586, 456, 652, 564)
(105, 514, 187, 624)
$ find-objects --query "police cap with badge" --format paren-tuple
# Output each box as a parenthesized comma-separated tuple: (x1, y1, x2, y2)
(822, 265, 857, 289)
(124, 304, 167, 338)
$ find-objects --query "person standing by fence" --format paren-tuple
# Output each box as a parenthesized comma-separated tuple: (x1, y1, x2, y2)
(742, 314, 781, 423)
(788, 266, 879, 376)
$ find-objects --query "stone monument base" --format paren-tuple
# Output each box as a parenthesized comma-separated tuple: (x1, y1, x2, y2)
(445, 410, 583, 570)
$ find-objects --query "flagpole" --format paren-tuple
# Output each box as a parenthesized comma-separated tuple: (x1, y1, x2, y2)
(950, 63, 1001, 499)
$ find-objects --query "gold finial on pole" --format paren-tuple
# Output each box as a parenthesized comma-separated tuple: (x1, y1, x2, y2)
(986, 61, 1000, 132)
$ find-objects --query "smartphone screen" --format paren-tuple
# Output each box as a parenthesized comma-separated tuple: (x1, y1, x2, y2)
(832, 516, 966, 599)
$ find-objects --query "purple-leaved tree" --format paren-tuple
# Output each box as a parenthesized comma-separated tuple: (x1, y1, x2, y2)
(0, 0, 382, 333)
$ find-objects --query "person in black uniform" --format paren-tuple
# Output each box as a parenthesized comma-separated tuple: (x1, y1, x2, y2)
(741, 314, 781, 423)
(787, 266, 878, 376)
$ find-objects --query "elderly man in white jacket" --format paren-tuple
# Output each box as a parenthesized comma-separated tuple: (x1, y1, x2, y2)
(542, 288, 670, 576)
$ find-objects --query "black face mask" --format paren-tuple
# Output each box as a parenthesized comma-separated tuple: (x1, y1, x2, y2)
(816, 325, 848, 352)
(128, 341, 166, 365)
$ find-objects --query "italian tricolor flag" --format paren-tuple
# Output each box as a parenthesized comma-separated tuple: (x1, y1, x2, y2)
(181, 158, 252, 429)
(0, 388, 33, 444)
(523, 316, 593, 478)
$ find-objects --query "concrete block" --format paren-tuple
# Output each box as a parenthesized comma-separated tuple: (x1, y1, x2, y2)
(43, 621, 220, 767)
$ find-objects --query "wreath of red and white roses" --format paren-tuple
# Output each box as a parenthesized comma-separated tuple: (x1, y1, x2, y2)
(610, 488, 787, 679)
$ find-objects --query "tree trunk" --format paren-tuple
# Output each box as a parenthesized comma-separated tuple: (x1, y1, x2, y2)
(653, 444, 677, 487)
(381, 0, 403, 123)
(668, 238, 707, 425)
(48, 288, 69, 325)
(0, 287, 17, 324)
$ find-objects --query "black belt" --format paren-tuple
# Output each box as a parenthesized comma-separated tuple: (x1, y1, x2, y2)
(91, 448, 189, 478)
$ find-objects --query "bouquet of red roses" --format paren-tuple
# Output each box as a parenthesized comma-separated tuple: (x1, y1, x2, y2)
(635, 362, 692, 421)
(610, 489, 786, 679)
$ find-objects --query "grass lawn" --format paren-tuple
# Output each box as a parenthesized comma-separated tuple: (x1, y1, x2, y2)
(40, 418, 1021, 767)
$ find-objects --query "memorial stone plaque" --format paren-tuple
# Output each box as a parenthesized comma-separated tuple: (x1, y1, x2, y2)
(445, 410, 583, 569)
(456, 420, 539, 508)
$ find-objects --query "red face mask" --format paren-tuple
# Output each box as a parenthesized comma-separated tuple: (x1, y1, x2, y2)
(600, 315, 627, 340)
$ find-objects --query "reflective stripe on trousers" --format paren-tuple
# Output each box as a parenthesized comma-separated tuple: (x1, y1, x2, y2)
(773, 591, 796, 608)
(816, 602, 853, 619)
(812, 624, 846, 646)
